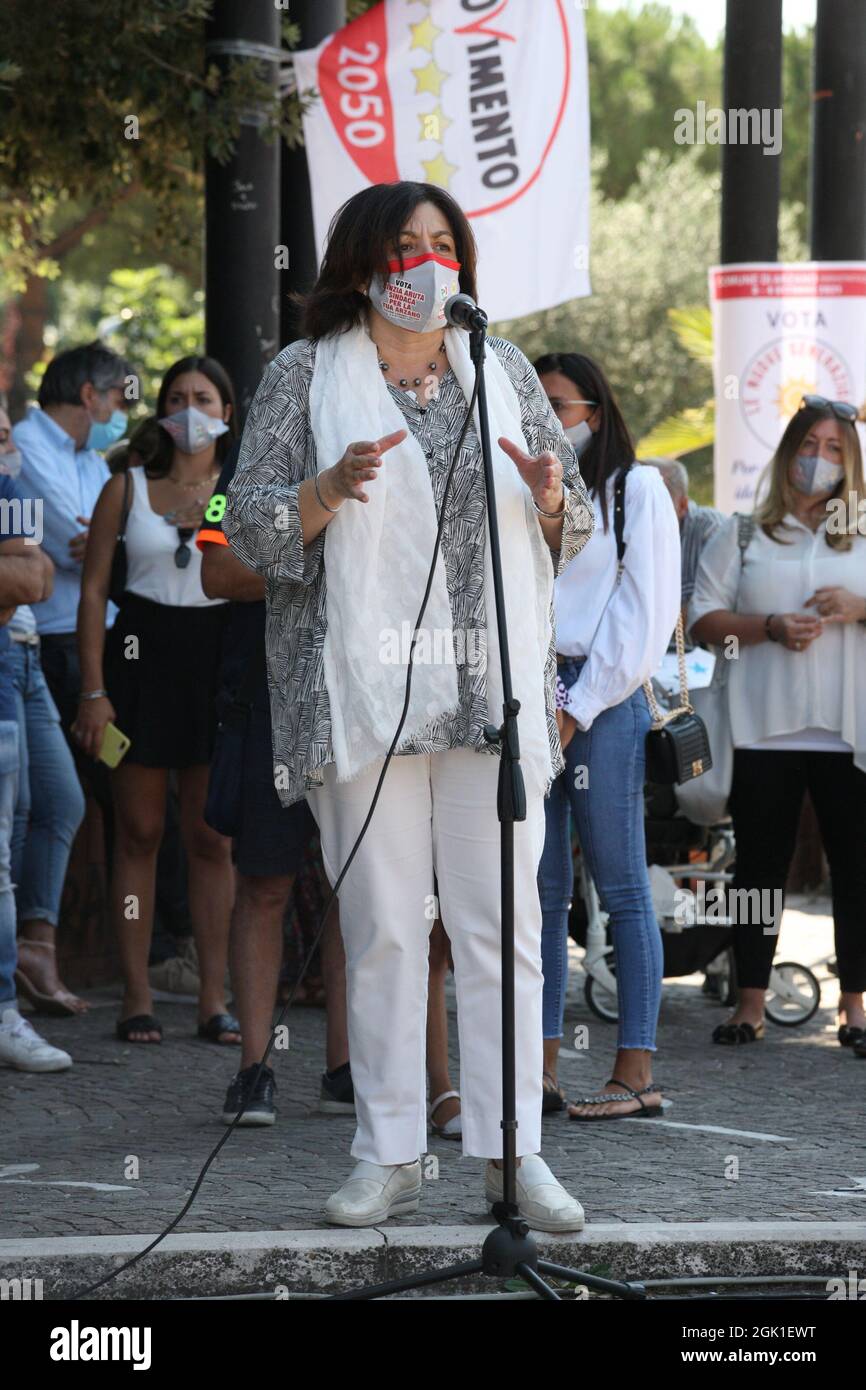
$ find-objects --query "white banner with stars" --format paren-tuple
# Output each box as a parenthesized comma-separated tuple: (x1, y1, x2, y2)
(293, 0, 591, 322)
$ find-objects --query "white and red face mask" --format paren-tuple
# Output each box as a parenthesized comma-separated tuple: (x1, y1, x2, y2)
(368, 251, 461, 333)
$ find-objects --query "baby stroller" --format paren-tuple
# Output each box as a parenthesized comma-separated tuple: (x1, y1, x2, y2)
(569, 778, 822, 1028)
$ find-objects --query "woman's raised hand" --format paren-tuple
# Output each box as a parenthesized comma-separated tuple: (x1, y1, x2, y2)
(498, 437, 565, 514)
(324, 429, 408, 505)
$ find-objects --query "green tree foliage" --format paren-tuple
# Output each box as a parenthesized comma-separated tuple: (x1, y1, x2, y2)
(780, 25, 813, 234)
(586, 3, 722, 199)
(43, 267, 204, 417)
(0, 0, 306, 289)
(586, 5, 811, 213)
(494, 151, 806, 503)
(495, 152, 723, 442)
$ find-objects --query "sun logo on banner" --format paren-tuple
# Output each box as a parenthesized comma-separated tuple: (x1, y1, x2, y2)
(774, 377, 817, 419)
(741, 338, 855, 449)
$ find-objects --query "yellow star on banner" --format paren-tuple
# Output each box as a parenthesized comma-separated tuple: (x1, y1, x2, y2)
(419, 104, 453, 143)
(413, 59, 449, 98)
(422, 150, 459, 189)
(410, 16, 443, 52)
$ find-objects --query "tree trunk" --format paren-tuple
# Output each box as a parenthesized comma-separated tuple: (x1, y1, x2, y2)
(7, 274, 49, 422)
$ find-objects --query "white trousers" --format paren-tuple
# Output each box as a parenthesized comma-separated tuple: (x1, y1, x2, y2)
(306, 748, 546, 1165)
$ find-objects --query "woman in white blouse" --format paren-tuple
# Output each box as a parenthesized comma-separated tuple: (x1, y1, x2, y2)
(690, 396, 866, 1048)
(534, 353, 681, 1118)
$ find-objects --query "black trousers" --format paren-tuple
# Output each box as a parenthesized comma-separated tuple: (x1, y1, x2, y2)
(729, 747, 866, 992)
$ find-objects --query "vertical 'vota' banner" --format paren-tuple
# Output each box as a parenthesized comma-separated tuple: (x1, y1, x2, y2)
(293, 0, 591, 322)
(710, 263, 866, 513)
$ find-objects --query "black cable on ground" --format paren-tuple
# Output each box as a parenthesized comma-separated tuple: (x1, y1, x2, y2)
(73, 363, 483, 1299)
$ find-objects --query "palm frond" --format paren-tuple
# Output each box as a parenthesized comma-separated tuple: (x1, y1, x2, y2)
(667, 306, 713, 365)
(637, 403, 715, 457)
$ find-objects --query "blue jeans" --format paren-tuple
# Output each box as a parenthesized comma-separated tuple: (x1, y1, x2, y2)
(0, 721, 20, 1005)
(10, 643, 85, 927)
(537, 656, 663, 1050)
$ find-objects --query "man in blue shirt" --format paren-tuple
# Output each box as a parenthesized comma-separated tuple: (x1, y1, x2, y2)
(14, 341, 133, 734)
(0, 470, 72, 1071)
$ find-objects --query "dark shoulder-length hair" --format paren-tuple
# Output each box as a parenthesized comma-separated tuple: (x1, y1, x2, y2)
(533, 351, 634, 531)
(300, 181, 479, 341)
(130, 356, 238, 479)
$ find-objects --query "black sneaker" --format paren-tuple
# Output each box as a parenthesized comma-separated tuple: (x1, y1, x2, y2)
(319, 1061, 355, 1114)
(222, 1064, 276, 1126)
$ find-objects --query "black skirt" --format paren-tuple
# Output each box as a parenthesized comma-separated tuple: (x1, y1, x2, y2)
(104, 592, 229, 768)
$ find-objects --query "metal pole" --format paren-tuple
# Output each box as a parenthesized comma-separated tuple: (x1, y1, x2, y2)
(280, 0, 347, 345)
(205, 0, 282, 421)
(721, 0, 783, 263)
(810, 0, 866, 260)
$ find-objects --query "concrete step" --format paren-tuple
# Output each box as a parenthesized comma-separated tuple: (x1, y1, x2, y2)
(2, 1221, 864, 1300)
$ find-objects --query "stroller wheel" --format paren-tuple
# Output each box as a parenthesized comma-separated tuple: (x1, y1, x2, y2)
(585, 950, 619, 1023)
(764, 962, 821, 1026)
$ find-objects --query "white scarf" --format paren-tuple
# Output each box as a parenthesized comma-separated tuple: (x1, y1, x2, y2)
(309, 323, 555, 798)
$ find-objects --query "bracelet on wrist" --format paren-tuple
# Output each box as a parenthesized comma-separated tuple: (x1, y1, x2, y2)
(532, 488, 566, 520)
(79, 689, 108, 702)
(314, 471, 341, 515)
(765, 614, 779, 642)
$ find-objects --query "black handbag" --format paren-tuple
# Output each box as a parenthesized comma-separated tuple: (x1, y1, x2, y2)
(204, 663, 262, 837)
(642, 619, 713, 784)
(612, 465, 712, 786)
(108, 468, 132, 607)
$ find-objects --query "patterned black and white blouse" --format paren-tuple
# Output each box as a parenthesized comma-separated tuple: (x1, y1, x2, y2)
(223, 332, 594, 807)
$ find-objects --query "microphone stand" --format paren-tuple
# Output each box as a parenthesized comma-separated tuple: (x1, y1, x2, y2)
(329, 319, 645, 1302)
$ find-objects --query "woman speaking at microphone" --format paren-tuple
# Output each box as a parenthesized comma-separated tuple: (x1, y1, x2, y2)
(224, 181, 594, 1230)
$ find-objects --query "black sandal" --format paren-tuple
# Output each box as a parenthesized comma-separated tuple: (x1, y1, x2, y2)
(838, 1024, 865, 1048)
(197, 1013, 241, 1045)
(712, 1020, 765, 1045)
(567, 1077, 663, 1122)
(116, 1014, 163, 1043)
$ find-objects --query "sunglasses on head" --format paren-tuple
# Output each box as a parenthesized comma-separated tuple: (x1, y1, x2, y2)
(174, 527, 194, 569)
(800, 394, 859, 423)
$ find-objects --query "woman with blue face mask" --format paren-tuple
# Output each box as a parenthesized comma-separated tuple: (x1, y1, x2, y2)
(691, 397, 866, 1051)
(534, 351, 681, 1121)
(74, 357, 240, 1049)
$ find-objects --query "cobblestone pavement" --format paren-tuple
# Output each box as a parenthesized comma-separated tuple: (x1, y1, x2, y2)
(3, 895, 865, 1241)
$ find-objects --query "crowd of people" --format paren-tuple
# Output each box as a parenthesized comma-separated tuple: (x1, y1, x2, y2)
(2, 180, 865, 1233)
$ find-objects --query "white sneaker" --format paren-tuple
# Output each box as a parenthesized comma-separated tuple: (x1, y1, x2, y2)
(0, 1009, 72, 1072)
(324, 1159, 422, 1227)
(485, 1153, 585, 1233)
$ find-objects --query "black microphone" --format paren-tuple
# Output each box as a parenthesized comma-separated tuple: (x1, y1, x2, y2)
(445, 293, 489, 332)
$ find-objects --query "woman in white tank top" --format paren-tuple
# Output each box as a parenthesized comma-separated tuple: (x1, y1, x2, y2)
(76, 357, 240, 1047)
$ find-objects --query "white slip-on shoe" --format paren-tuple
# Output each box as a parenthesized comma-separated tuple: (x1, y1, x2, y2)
(0, 1009, 72, 1072)
(324, 1159, 422, 1227)
(485, 1153, 585, 1233)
